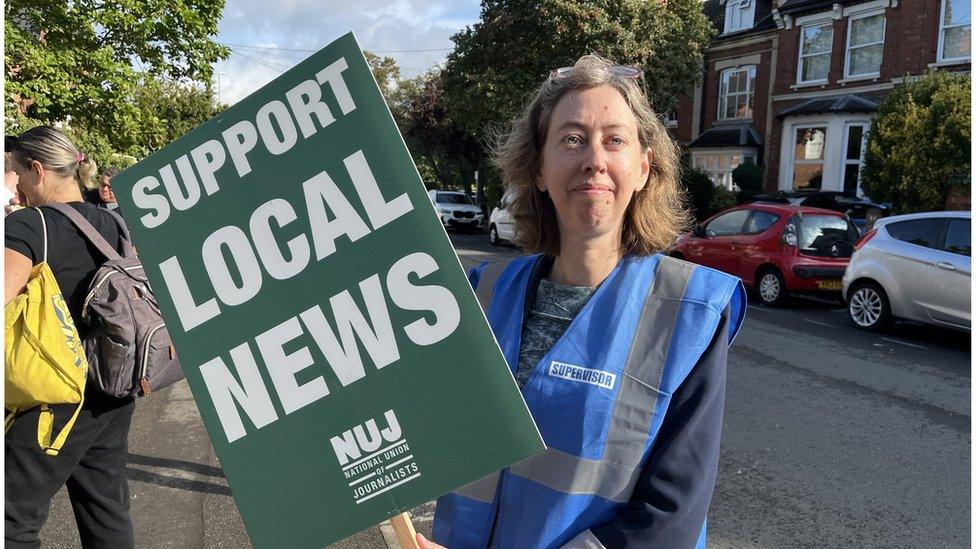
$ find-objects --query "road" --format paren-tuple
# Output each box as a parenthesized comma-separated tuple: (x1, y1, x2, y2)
(40, 231, 969, 548)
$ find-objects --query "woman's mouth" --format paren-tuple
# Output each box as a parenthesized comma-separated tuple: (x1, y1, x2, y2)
(573, 184, 612, 196)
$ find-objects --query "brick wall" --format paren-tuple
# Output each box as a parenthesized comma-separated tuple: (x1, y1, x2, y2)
(945, 187, 971, 211)
(700, 39, 776, 136)
(675, 93, 696, 143)
(774, 0, 968, 97)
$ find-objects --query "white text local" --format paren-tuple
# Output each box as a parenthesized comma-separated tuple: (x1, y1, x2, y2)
(132, 57, 356, 229)
(199, 252, 460, 443)
(159, 149, 412, 332)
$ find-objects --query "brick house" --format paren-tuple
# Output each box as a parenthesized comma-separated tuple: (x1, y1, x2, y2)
(676, 0, 971, 196)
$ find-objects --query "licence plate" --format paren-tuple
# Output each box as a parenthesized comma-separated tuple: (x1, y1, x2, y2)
(817, 280, 843, 290)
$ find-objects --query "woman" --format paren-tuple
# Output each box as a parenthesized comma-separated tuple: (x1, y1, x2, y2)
(422, 55, 746, 548)
(5, 126, 135, 548)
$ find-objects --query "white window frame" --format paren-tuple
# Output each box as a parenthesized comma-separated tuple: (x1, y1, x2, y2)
(844, 11, 886, 79)
(717, 65, 756, 121)
(840, 121, 870, 195)
(664, 110, 678, 127)
(797, 23, 833, 85)
(938, 0, 972, 63)
(790, 124, 828, 191)
(724, 0, 756, 34)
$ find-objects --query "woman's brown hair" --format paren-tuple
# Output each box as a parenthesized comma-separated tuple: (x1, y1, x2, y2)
(492, 54, 691, 256)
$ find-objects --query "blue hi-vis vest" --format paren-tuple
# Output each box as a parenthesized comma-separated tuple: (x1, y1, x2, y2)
(433, 253, 746, 549)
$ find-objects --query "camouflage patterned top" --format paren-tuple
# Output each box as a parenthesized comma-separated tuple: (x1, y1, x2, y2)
(514, 278, 596, 388)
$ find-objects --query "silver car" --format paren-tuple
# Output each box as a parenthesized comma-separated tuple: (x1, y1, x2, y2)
(843, 211, 971, 331)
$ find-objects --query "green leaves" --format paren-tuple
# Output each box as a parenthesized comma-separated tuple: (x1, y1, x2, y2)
(441, 0, 711, 134)
(5, 0, 228, 168)
(861, 71, 971, 213)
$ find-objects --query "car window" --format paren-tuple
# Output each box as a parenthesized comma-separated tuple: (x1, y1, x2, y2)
(943, 219, 971, 256)
(798, 214, 858, 257)
(705, 210, 749, 236)
(800, 195, 834, 209)
(886, 218, 945, 249)
(436, 193, 474, 205)
(745, 211, 780, 234)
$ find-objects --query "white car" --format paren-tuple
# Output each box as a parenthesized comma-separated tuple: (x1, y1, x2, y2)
(488, 191, 517, 245)
(427, 190, 484, 231)
(843, 211, 971, 331)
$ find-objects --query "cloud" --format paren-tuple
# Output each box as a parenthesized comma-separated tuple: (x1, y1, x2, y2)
(215, 0, 479, 105)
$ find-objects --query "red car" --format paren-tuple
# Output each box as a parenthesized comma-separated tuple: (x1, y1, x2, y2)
(671, 203, 859, 306)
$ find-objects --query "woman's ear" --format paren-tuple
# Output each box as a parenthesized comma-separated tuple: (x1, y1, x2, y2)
(637, 147, 652, 192)
(29, 160, 44, 178)
(535, 164, 548, 193)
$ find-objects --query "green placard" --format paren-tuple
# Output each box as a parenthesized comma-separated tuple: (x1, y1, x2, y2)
(110, 32, 544, 548)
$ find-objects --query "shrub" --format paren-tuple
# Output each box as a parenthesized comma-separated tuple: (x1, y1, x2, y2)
(732, 158, 763, 203)
(861, 71, 970, 212)
(680, 165, 716, 221)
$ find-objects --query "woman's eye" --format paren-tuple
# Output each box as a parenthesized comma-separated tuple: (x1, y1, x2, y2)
(608, 136, 625, 146)
(562, 135, 583, 147)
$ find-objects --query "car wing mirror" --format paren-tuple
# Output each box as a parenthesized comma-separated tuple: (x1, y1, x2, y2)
(693, 225, 706, 237)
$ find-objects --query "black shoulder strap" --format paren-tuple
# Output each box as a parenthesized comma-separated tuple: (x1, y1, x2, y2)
(43, 203, 131, 261)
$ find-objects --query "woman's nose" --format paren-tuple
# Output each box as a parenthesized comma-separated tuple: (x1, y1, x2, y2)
(580, 142, 608, 174)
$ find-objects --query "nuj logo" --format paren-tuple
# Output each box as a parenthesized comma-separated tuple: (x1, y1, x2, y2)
(330, 409, 402, 466)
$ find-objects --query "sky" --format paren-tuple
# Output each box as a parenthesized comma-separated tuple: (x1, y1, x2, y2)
(213, 0, 481, 105)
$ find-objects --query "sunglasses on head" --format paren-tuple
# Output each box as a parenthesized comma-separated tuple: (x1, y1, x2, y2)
(549, 65, 643, 80)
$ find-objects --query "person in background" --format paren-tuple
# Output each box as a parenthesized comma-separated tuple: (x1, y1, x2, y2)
(5, 126, 135, 549)
(422, 55, 746, 549)
(5, 136, 23, 214)
(98, 166, 120, 211)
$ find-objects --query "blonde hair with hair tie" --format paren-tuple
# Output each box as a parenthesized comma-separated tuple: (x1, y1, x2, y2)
(10, 126, 98, 191)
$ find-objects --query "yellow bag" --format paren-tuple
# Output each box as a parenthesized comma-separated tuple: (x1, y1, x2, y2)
(5, 208, 88, 456)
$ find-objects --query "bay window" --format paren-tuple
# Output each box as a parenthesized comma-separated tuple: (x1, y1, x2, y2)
(792, 127, 827, 190)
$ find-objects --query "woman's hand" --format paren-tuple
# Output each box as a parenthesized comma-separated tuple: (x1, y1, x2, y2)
(416, 533, 447, 549)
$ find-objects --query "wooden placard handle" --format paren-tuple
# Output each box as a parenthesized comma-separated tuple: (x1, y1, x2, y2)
(389, 512, 420, 549)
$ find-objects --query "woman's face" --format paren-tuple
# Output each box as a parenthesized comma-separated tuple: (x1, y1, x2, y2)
(10, 157, 41, 205)
(537, 85, 650, 246)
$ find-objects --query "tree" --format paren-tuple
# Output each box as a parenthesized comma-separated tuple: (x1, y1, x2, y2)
(440, 0, 714, 203)
(364, 51, 401, 101)
(391, 70, 482, 190)
(5, 0, 228, 158)
(130, 77, 227, 154)
(860, 71, 971, 213)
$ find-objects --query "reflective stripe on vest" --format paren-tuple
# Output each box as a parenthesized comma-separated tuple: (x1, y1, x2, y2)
(604, 257, 695, 469)
(474, 260, 510, 312)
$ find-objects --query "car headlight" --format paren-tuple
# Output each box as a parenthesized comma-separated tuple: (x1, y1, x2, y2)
(439, 208, 450, 214)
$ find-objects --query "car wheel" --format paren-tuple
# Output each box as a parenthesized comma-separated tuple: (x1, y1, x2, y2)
(848, 282, 891, 331)
(757, 268, 788, 307)
(488, 224, 500, 246)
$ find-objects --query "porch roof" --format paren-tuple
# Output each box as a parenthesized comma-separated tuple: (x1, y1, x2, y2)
(776, 95, 879, 119)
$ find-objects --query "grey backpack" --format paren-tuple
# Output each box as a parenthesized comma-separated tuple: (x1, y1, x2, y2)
(47, 204, 183, 398)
